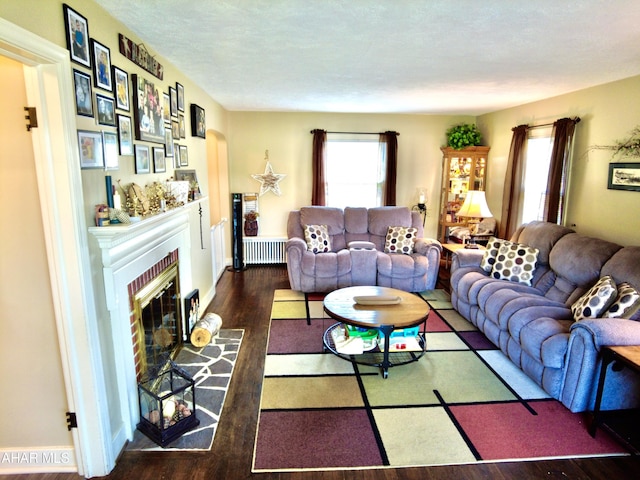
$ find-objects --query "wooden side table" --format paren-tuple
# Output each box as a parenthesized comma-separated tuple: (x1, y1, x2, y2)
(589, 345, 640, 452)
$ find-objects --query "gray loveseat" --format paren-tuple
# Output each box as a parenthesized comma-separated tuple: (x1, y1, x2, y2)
(286, 206, 442, 293)
(450, 221, 640, 412)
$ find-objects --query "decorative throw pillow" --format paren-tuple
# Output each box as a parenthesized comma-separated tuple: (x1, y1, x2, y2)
(480, 236, 509, 272)
(303, 224, 331, 253)
(603, 282, 640, 319)
(384, 226, 417, 254)
(489, 241, 539, 286)
(571, 275, 618, 321)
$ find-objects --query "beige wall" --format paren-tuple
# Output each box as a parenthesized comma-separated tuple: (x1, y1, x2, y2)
(227, 111, 474, 238)
(478, 75, 640, 246)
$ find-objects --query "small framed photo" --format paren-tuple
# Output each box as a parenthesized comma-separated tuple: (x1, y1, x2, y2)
(176, 82, 185, 112)
(117, 114, 133, 155)
(96, 94, 116, 126)
(169, 86, 178, 118)
(103, 131, 119, 170)
(172, 120, 180, 140)
(179, 145, 189, 166)
(608, 163, 640, 191)
(162, 92, 171, 123)
(135, 144, 151, 174)
(179, 114, 186, 138)
(63, 4, 90, 67)
(73, 69, 93, 117)
(164, 126, 174, 157)
(190, 104, 206, 138)
(113, 66, 129, 111)
(184, 289, 199, 335)
(91, 39, 112, 92)
(175, 169, 199, 194)
(153, 146, 166, 173)
(77, 130, 103, 169)
(173, 143, 181, 168)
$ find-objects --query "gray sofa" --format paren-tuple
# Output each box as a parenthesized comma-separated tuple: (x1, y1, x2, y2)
(286, 206, 442, 293)
(450, 221, 640, 412)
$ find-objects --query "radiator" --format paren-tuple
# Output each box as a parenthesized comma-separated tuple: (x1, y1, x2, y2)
(243, 236, 287, 264)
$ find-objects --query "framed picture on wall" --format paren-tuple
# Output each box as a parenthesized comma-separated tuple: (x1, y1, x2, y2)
(608, 163, 640, 191)
(169, 86, 178, 118)
(179, 145, 189, 166)
(91, 39, 112, 92)
(77, 130, 104, 169)
(96, 94, 116, 126)
(63, 4, 91, 67)
(117, 114, 133, 155)
(190, 104, 206, 138)
(164, 126, 174, 158)
(103, 131, 119, 170)
(113, 66, 130, 111)
(134, 144, 151, 174)
(162, 92, 171, 123)
(176, 82, 185, 112)
(173, 143, 181, 168)
(73, 69, 93, 117)
(153, 146, 166, 173)
(131, 74, 165, 144)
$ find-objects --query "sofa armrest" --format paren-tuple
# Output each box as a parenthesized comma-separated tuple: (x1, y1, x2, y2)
(452, 248, 485, 269)
(570, 318, 640, 349)
(414, 238, 442, 256)
(348, 240, 376, 250)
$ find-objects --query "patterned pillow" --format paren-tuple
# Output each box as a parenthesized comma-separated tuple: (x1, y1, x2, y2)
(303, 224, 331, 253)
(571, 275, 618, 321)
(603, 282, 640, 319)
(480, 236, 510, 272)
(384, 226, 417, 254)
(489, 241, 539, 286)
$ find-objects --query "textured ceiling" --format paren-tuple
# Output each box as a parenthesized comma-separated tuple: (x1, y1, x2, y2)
(95, 0, 640, 115)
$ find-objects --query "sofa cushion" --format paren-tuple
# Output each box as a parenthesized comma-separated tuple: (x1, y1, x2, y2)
(603, 282, 640, 319)
(571, 275, 617, 321)
(303, 224, 331, 253)
(384, 226, 417, 254)
(489, 242, 539, 286)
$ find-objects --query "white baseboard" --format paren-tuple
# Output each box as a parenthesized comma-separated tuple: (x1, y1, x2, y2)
(0, 447, 77, 474)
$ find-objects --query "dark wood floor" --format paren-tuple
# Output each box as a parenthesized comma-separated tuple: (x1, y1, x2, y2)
(11, 266, 640, 479)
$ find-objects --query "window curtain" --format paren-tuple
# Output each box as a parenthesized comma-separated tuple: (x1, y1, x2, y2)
(544, 117, 580, 224)
(380, 131, 398, 206)
(311, 129, 326, 205)
(498, 124, 528, 239)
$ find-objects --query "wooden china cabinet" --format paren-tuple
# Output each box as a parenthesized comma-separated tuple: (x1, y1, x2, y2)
(438, 146, 490, 243)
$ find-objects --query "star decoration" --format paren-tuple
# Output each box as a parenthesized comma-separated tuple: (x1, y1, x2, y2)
(252, 161, 286, 196)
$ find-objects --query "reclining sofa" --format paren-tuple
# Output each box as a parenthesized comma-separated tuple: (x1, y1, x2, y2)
(286, 206, 442, 293)
(450, 221, 640, 412)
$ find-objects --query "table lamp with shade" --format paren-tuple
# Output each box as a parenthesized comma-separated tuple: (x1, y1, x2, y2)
(456, 190, 493, 248)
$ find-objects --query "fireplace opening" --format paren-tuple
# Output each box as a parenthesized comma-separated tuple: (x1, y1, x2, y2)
(133, 262, 183, 380)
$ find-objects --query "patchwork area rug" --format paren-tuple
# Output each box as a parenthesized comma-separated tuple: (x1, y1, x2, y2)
(127, 329, 243, 451)
(252, 290, 626, 472)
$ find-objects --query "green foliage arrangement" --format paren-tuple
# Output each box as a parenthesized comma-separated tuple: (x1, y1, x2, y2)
(446, 124, 482, 149)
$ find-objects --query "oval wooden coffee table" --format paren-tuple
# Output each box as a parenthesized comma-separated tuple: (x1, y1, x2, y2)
(323, 286, 430, 378)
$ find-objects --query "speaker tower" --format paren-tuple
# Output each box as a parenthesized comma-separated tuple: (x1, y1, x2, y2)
(230, 193, 245, 271)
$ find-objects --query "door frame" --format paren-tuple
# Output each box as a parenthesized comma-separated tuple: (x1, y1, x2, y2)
(0, 18, 113, 477)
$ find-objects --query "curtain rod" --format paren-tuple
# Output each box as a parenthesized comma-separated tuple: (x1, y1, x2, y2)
(527, 117, 581, 130)
(310, 130, 399, 136)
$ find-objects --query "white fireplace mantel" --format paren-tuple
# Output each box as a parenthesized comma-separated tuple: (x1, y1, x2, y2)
(88, 202, 201, 448)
